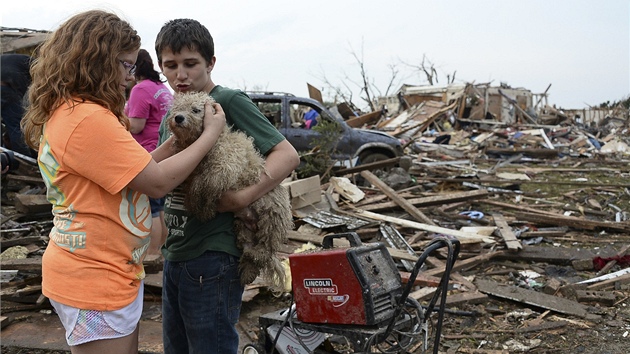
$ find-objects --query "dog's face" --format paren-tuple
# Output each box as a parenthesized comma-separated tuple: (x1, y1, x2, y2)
(166, 92, 216, 145)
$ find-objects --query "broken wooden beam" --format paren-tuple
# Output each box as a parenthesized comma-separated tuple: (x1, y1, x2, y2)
(516, 211, 630, 232)
(495, 245, 596, 265)
(360, 170, 435, 225)
(491, 212, 522, 251)
(476, 279, 596, 319)
(352, 209, 493, 244)
(423, 250, 505, 277)
(359, 189, 488, 212)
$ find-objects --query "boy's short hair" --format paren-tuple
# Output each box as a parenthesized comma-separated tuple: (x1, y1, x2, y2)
(155, 19, 214, 65)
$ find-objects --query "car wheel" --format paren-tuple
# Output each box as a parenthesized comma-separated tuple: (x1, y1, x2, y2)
(242, 343, 266, 354)
(355, 152, 394, 186)
(358, 152, 390, 165)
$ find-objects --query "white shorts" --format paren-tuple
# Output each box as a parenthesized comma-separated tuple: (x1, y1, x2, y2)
(49, 282, 144, 346)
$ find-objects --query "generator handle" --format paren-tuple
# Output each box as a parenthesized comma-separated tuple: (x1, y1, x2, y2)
(322, 232, 362, 249)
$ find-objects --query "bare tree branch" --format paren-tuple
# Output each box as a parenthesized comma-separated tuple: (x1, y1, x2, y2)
(400, 54, 456, 86)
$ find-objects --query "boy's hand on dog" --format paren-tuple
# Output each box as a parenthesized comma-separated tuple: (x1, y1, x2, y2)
(233, 206, 259, 232)
(216, 189, 251, 213)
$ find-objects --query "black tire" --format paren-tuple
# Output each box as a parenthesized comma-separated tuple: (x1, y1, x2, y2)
(354, 152, 394, 187)
(358, 152, 390, 165)
(242, 343, 266, 354)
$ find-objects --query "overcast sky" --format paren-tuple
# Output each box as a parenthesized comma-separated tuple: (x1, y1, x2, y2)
(3, 0, 629, 110)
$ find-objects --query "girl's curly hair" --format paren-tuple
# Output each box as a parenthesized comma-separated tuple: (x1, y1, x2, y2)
(22, 10, 141, 149)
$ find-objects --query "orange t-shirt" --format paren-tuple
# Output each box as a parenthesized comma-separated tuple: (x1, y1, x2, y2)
(39, 100, 153, 311)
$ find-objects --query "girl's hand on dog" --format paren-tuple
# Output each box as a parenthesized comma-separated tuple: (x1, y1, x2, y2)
(202, 101, 226, 137)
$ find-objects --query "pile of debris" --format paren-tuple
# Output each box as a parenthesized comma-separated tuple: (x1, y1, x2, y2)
(2, 95, 630, 351)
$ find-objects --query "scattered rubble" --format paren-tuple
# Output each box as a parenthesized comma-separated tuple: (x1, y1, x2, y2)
(2, 87, 629, 353)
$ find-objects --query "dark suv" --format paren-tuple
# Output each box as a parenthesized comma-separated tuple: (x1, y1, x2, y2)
(247, 91, 403, 165)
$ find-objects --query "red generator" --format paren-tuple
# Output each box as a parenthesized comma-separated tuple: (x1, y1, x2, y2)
(289, 232, 402, 326)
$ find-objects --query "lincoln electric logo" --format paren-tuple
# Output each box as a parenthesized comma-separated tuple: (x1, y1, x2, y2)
(303, 278, 338, 295)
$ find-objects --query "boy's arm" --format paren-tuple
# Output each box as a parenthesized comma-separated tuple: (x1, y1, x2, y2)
(216, 139, 299, 213)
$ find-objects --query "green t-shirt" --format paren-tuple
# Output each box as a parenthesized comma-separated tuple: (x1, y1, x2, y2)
(157, 86, 285, 261)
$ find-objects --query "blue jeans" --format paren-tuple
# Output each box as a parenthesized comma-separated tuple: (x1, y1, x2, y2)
(162, 251, 244, 354)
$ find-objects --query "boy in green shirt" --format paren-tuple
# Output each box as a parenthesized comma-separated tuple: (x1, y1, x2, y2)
(155, 18, 300, 354)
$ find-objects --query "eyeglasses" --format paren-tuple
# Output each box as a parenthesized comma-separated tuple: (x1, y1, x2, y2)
(119, 60, 136, 76)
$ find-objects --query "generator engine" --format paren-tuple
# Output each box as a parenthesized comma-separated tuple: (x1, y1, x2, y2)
(289, 232, 402, 326)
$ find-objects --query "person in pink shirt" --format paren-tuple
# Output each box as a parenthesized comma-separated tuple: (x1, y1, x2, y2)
(125, 48, 174, 257)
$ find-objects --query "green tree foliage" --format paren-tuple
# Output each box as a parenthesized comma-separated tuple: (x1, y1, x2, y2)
(295, 119, 342, 182)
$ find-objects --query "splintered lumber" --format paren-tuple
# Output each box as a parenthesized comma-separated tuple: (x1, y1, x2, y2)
(586, 273, 630, 290)
(515, 211, 630, 232)
(360, 170, 435, 225)
(476, 279, 593, 319)
(491, 213, 522, 251)
(425, 257, 477, 291)
(1, 236, 49, 248)
(13, 194, 50, 215)
(435, 291, 488, 306)
(359, 189, 488, 212)
(353, 209, 493, 244)
(494, 245, 596, 265)
(345, 110, 382, 128)
(485, 147, 559, 159)
(424, 250, 504, 277)
(515, 320, 568, 333)
(287, 230, 329, 245)
(498, 89, 538, 125)
(333, 157, 401, 177)
(580, 268, 630, 290)
(478, 199, 566, 216)
(0, 257, 43, 272)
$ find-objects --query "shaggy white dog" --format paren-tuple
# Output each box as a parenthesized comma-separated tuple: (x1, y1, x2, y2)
(166, 91, 293, 287)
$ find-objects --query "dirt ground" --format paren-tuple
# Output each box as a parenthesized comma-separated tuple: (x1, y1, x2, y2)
(238, 285, 629, 354)
(3, 282, 627, 354)
(2, 153, 629, 354)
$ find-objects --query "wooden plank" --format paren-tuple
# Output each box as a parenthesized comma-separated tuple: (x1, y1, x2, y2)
(399, 272, 441, 288)
(515, 320, 567, 333)
(282, 175, 321, 209)
(476, 279, 592, 318)
(332, 157, 401, 177)
(345, 110, 381, 128)
(360, 170, 435, 225)
(307, 83, 323, 104)
(516, 211, 630, 232)
(491, 213, 522, 251)
(409, 286, 437, 301)
(13, 194, 50, 215)
(359, 189, 489, 212)
(494, 245, 596, 265)
(425, 257, 477, 291)
(6, 174, 44, 184)
(586, 272, 630, 290)
(0, 257, 42, 272)
(437, 291, 488, 306)
(352, 209, 492, 244)
(0, 236, 49, 248)
(424, 250, 504, 277)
